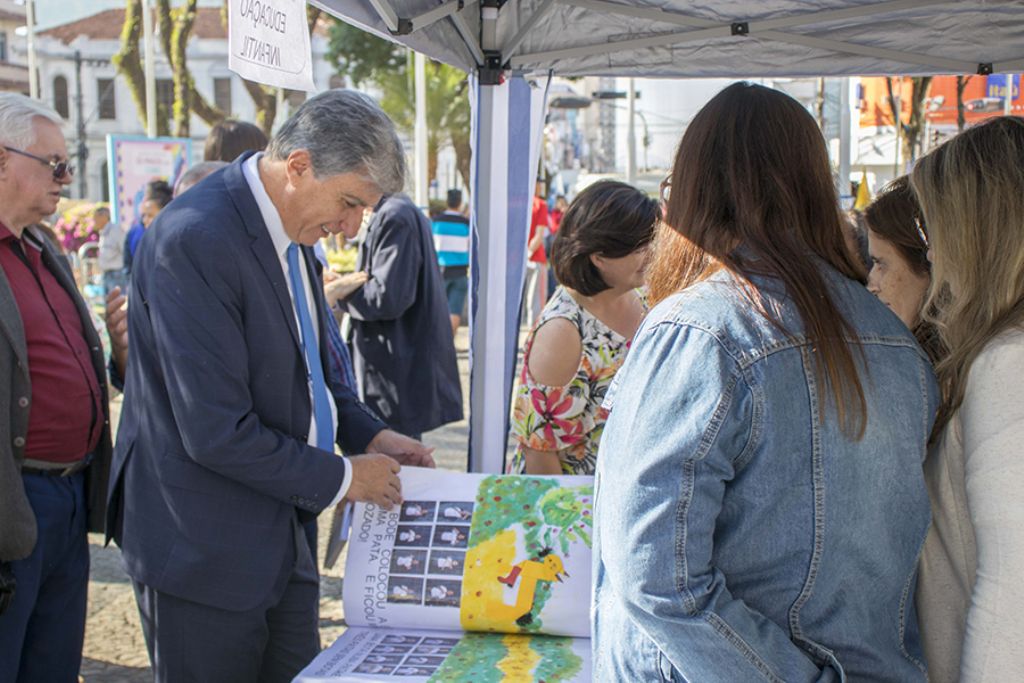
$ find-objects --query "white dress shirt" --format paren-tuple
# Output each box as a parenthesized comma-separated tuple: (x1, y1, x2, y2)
(242, 153, 352, 503)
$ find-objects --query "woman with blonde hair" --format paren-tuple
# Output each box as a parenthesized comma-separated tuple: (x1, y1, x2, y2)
(591, 82, 938, 681)
(912, 115, 1024, 680)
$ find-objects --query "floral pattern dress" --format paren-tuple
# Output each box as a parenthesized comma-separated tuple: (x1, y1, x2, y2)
(509, 287, 644, 475)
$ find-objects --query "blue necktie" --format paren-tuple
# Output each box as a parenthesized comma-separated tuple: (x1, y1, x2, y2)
(286, 244, 334, 451)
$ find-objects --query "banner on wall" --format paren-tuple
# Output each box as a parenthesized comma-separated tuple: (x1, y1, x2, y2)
(105, 135, 191, 231)
(227, 0, 316, 92)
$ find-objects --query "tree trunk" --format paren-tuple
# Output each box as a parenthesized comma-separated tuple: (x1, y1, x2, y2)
(155, 0, 173, 59)
(243, 79, 278, 135)
(451, 129, 471, 189)
(956, 75, 971, 132)
(816, 77, 826, 130)
(162, 0, 225, 133)
(885, 76, 932, 164)
(113, 0, 169, 136)
(170, 1, 196, 136)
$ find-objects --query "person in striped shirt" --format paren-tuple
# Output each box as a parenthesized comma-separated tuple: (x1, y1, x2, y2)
(431, 189, 471, 337)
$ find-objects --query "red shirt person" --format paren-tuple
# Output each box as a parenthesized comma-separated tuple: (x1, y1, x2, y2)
(0, 94, 113, 683)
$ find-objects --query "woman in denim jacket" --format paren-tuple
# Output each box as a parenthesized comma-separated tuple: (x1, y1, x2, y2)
(592, 82, 939, 682)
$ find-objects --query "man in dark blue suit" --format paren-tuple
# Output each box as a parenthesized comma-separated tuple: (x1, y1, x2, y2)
(108, 90, 432, 682)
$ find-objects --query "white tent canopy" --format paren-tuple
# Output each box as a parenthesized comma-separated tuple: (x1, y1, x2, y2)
(312, 0, 1024, 473)
(313, 0, 1024, 79)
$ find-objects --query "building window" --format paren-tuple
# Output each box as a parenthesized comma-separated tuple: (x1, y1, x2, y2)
(213, 77, 232, 116)
(156, 79, 174, 117)
(53, 76, 69, 119)
(97, 78, 116, 120)
(0, 32, 8, 63)
(100, 160, 110, 202)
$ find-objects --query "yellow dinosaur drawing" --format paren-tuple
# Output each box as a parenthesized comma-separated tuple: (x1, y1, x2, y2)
(460, 533, 569, 632)
(493, 549, 567, 626)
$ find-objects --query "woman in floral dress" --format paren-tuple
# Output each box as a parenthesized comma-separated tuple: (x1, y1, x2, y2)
(509, 181, 660, 474)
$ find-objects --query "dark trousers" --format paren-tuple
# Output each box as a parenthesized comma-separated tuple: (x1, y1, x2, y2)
(0, 471, 89, 683)
(133, 515, 321, 683)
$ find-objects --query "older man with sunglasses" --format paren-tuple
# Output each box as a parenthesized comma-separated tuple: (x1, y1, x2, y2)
(0, 93, 113, 682)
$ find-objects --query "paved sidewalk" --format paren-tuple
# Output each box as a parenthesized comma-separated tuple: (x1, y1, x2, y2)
(81, 330, 474, 682)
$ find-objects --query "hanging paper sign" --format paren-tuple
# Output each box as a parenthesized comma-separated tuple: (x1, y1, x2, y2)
(228, 0, 316, 92)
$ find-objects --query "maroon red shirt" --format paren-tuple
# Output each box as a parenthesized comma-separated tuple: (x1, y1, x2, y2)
(0, 223, 102, 462)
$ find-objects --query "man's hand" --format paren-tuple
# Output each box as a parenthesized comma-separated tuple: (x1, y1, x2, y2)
(346, 453, 402, 509)
(105, 286, 129, 378)
(366, 429, 436, 469)
(324, 271, 369, 308)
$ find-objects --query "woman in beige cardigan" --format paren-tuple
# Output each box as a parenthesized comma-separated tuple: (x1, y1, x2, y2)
(912, 115, 1024, 681)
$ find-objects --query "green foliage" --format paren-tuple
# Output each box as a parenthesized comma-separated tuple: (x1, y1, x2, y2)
(326, 22, 472, 185)
(470, 476, 559, 548)
(532, 636, 584, 681)
(467, 476, 593, 633)
(470, 476, 594, 557)
(427, 633, 508, 682)
(426, 634, 583, 683)
(327, 23, 408, 88)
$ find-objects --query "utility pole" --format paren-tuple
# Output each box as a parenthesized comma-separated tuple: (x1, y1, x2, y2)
(25, 0, 38, 98)
(141, 0, 157, 137)
(74, 50, 88, 198)
(838, 77, 851, 199)
(626, 78, 636, 183)
(414, 51, 428, 208)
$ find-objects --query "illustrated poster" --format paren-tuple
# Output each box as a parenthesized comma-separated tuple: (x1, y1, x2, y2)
(105, 135, 190, 231)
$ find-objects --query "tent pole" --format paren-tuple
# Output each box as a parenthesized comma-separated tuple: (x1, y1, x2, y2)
(414, 51, 429, 208)
(839, 77, 852, 199)
(626, 79, 636, 183)
(468, 79, 511, 473)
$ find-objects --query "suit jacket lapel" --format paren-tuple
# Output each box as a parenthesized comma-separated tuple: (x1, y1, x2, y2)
(222, 154, 301, 351)
(0, 256, 28, 381)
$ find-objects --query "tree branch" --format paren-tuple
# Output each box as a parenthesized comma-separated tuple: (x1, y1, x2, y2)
(113, 0, 168, 136)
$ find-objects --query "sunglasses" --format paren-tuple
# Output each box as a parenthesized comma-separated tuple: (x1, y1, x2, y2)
(4, 146, 75, 180)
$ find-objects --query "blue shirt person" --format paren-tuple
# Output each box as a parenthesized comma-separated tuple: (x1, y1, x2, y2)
(431, 188, 470, 337)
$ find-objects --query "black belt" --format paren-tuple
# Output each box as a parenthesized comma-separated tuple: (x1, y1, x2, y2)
(22, 453, 93, 478)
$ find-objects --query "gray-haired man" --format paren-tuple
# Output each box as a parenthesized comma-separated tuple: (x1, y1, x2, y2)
(108, 90, 433, 682)
(0, 93, 113, 681)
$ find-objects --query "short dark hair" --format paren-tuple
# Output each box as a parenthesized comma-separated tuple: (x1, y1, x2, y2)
(203, 119, 269, 162)
(864, 175, 929, 276)
(446, 189, 462, 209)
(144, 179, 174, 209)
(551, 180, 659, 296)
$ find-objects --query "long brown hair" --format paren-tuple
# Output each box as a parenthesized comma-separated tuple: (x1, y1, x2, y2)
(648, 82, 867, 437)
(911, 116, 1024, 433)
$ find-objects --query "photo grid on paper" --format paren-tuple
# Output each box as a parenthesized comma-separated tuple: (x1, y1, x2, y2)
(354, 635, 461, 678)
(387, 501, 474, 613)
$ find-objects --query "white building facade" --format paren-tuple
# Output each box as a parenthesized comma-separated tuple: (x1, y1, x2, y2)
(32, 8, 339, 201)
